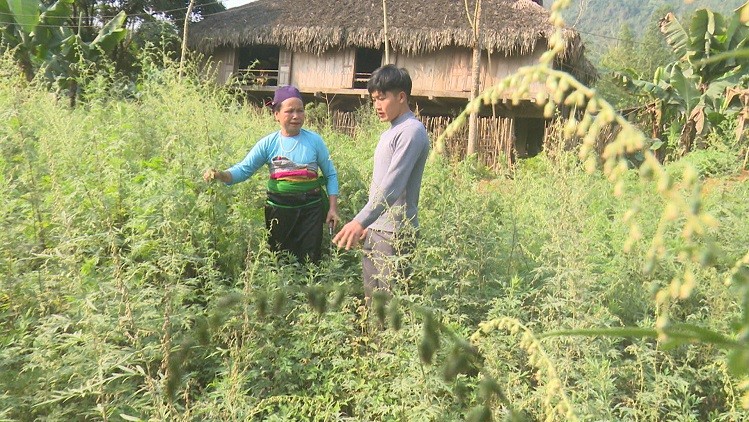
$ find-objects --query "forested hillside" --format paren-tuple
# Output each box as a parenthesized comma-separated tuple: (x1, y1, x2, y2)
(551, 0, 746, 54)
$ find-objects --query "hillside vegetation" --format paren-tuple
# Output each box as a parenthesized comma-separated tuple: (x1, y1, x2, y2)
(554, 0, 746, 54)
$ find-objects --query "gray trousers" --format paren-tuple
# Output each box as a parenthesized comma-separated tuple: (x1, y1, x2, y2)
(362, 229, 415, 305)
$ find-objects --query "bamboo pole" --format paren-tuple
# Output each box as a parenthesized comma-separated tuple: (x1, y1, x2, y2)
(383, 0, 390, 64)
(179, 0, 196, 80)
(466, 0, 482, 157)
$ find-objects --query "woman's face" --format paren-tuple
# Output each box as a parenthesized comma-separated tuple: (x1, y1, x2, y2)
(274, 97, 305, 136)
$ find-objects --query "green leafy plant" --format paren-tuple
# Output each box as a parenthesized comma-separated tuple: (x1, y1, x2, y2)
(430, 0, 749, 417)
(613, 3, 749, 156)
(0, 0, 127, 104)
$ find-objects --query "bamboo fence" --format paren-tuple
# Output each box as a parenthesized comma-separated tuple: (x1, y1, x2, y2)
(331, 111, 516, 169)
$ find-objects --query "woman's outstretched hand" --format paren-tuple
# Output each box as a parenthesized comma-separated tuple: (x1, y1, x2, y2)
(203, 169, 230, 183)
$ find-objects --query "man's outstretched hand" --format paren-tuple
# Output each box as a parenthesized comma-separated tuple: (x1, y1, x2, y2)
(332, 220, 367, 250)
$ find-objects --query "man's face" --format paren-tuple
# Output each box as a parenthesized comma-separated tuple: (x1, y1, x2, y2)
(274, 97, 305, 136)
(370, 90, 406, 122)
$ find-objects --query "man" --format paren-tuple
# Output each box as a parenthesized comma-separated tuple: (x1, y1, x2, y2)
(333, 65, 430, 305)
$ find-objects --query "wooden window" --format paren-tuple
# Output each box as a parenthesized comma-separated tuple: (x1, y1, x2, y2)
(353, 48, 383, 89)
(236, 45, 281, 86)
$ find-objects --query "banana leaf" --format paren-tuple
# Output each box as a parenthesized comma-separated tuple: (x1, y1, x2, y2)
(661, 12, 690, 61)
(4, 0, 38, 35)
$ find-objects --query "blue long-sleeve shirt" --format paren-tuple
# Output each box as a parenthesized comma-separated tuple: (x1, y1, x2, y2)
(226, 128, 339, 195)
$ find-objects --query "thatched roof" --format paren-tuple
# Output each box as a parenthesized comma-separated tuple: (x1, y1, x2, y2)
(189, 0, 597, 83)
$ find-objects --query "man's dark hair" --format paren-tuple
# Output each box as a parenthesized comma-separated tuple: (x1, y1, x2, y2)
(367, 65, 412, 99)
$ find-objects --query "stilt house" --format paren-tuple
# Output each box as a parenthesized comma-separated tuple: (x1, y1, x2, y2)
(188, 0, 596, 160)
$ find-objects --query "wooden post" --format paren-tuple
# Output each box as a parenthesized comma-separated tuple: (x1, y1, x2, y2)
(382, 0, 390, 64)
(179, 0, 196, 80)
(466, 0, 482, 157)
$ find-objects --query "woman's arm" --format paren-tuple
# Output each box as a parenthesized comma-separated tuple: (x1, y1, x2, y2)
(326, 194, 340, 228)
(203, 169, 232, 184)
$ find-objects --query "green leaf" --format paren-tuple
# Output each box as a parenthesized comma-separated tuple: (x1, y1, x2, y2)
(6, 0, 39, 34)
(540, 324, 740, 349)
(727, 347, 749, 377)
(704, 71, 743, 110)
(40, 0, 73, 27)
(0, 0, 11, 15)
(90, 10, 127, 54)
(669, 65, 701, 111)
(725, 5, 749, 56)
(661, 12, 689, 60)
(688, 9, 716, 63)
(668, 322, 738, 347)
(612, 71, 671, 101)
(650, 139, 665, 150)
(272, 290, 286, 314)
(695, 48, 749, 67)
(388, 298, 402, 331)
(466, 405, 492, 422)
(478, 377, 504, 402)
(418, 338, 435, 365)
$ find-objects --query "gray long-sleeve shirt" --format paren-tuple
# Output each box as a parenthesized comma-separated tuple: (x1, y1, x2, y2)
(353, 111, 430, 232)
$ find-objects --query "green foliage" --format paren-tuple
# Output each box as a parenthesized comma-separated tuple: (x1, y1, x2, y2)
(0, 0, 127, 104)
(1, 47, 748, 419)
(612, 3, 749, 156)
(430, 0, 749, 417)
(2, 1, 749, 417)
(555, 0, 746, 53)
(595, 12, 675, 109)
(666, 148, 741, 180)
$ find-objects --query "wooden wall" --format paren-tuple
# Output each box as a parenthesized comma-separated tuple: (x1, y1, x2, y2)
(206, 42, 546, 99)
(290, 50, 355, 90)
(330, 110, 518, 169)
(392, 42, 545, 97)
(207, 47, 237, 85)
(392, 47, 470, 94)
(481, 42, 546, 97)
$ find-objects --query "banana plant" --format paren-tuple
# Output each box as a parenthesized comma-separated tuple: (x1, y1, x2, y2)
(43, 9, 128, 104)
(614, 2, 749, 155)
(0, 0, 126, 103)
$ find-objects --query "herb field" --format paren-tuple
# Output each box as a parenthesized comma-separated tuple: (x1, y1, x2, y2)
(2, 58, 748, 421)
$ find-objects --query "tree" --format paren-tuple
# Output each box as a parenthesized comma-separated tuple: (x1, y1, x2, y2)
(44, 0, 224, 75)
(595, 6, 675, 110)
(1, 0, 127, 104)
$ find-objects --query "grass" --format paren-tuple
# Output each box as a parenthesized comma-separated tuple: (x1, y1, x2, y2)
(1, 55, 748, 421)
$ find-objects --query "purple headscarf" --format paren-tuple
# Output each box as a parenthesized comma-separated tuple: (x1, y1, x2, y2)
(272, 85, 303, 108)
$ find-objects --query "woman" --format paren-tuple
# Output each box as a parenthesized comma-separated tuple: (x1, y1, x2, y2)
(203, 85, 339, 264)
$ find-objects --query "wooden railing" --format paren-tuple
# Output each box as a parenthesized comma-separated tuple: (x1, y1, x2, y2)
(236, 68, 279, 86)
(353, 72, 372, 84)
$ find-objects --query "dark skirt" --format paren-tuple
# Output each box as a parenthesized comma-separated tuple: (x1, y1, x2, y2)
(264, 189, 325, 264)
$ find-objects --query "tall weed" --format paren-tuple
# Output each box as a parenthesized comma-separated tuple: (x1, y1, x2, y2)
(1, 47, 747, 420)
